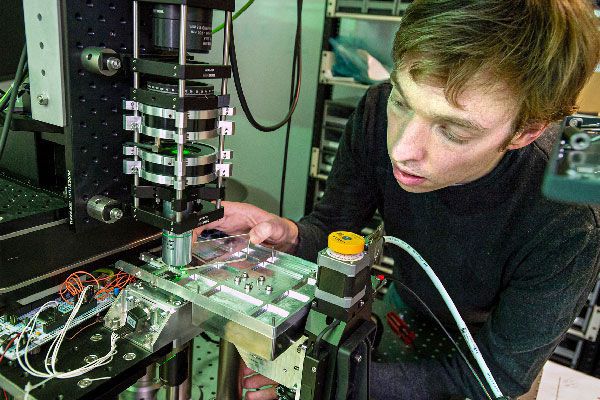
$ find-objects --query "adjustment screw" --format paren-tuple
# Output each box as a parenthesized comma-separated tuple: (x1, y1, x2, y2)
(106, 57, 122, 71)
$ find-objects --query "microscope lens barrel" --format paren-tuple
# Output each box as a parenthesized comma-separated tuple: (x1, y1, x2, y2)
(152, 5, 213, 53)
(162, 230, 193, 267)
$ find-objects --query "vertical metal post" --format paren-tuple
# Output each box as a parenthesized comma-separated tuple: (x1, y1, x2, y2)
(216, 339, 240, 400)
(175, 4, 188, 224)
(132, 0, 140, 208)
(216, 11, 233, 210)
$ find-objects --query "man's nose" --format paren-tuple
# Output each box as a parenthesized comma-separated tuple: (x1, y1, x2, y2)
(391, 116, 428, 163)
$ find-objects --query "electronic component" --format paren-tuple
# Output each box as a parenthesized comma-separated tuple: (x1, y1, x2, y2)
(543, 115, 600, 204)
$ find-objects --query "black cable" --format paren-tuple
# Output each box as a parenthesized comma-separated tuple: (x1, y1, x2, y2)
(229, 0, 303, 132)
(384, 277, 493, 400)
(0, 45, 27, 160)
(279, 0, 303, 217)
(200, 332, 220, 345)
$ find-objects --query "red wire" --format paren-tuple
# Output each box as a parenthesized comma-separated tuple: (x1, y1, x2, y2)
(0, 334, 20, 365)
(3, 389, 8, 400)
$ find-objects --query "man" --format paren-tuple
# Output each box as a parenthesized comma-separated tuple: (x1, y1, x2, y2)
(196, 1, 600, 399)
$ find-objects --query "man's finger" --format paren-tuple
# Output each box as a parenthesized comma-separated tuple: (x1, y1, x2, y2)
(245, 386, 278, 400)
(249, 221, 274, 245)
(243, 374, 278, 389)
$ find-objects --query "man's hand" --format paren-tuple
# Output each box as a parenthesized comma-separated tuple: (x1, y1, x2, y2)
(193, 201, 299, 252)
(238, 361, 278, 400)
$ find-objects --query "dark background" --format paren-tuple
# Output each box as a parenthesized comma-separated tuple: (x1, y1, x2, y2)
(0, 0, 25, 81)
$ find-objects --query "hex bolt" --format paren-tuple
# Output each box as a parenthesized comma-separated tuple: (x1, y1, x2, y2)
(84, 355, 98, 364)
(78, 378, 92, 389)
(257, 276, 266, 285)
(37, 94, 49, 106)
(90, 333, 103, 342)
(110, 208, 123, 221)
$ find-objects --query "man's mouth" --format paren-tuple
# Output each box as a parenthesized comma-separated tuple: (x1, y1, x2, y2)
(393, 165, 427, 186)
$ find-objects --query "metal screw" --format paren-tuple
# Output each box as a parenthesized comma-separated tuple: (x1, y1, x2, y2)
(244, 283, 253, 293)
(78, 378, 93, 388)
(173, 300, 182, 306)
(354, 354, 363, 364)
(106, 57, 122, 71)
(90, 333, 103, 342)
(265, 285, 273, 294)
(359, 300, 365, 308)
(37, 94, 49, 106)
(123, 352, 136, 361)
(311, 367, 317, 373)
(234, 276, 241, 285)
(84, 355, 98, 363)
(257, 276, 265, 285)
(311, 301, 317, 308)
(241, 272, 249, 280)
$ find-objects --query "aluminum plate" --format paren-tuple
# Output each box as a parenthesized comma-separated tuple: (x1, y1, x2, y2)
(117, 235, 318, 359)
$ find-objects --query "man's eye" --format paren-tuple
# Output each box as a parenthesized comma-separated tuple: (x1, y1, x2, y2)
(437, 126, 468, 144)
(391, 98, 408, 109)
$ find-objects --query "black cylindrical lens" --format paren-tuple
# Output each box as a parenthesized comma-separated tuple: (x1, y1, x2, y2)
(152, 5, 213, 53)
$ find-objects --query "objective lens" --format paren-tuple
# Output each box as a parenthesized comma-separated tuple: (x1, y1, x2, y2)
(152, 4, 213, 53)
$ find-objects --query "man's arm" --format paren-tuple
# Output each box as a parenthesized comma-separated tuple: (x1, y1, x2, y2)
(371, 221, 600, 400)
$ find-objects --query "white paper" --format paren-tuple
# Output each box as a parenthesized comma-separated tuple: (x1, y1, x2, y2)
(537, 361, 600, 399)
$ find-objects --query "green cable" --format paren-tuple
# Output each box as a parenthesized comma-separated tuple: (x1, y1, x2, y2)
(212, 0, 255, 34)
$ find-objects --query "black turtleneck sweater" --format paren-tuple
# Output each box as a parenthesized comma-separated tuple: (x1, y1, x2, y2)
(295, 83, 600, 399)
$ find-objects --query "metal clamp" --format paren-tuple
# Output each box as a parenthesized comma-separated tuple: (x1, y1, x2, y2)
(218, 120, 235, 136)
(220, 150, 233, 160)
(216, 163, 233, 177)
(220, 107, 236, 117)
(123, 159, 142, 175)
(124, 115, 142, 131)
(123, 100, 139, 111)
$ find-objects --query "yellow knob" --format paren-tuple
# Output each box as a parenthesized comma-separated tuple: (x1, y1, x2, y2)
(328, 231, 365, 255)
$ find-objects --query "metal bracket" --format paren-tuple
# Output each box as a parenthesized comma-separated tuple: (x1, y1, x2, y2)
(123, 145, 138, 156)
(123, 100, 138, 111)
(123, 160, 141, 175)
(220, 150, 233, 160)
(218, 120, 235, 136)
(216, 163, 233, 178)
(124, 115, 142, 131)
(220, 107, 236, 117)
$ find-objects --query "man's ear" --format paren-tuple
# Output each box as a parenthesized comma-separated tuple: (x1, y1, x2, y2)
(505, 122, 547, 150)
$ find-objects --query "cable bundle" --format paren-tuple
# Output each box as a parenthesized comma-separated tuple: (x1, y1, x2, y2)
(59, 270, 135, 303)
(15, 286, 118, 397)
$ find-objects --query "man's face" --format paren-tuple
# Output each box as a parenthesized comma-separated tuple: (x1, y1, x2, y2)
(387, 67, 520, 193)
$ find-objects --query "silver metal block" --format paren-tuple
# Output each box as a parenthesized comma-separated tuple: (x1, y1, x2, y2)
(117, 235, 318, 360)
(104, 284, 201, 353)
(218, 120, 235, 136)
(23, 0, 67, 127)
